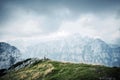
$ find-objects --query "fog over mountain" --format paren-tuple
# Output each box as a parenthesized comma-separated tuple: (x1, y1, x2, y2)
(0, 0, 120, 68)
(7, 34, 120, 67)
(0, 0, 120, 45)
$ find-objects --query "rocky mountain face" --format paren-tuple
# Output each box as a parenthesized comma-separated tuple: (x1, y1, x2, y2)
(14, 34, 119, 67)
(0, 42, 21, 69)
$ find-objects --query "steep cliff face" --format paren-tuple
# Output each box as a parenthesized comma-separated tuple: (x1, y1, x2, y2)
(0, 42, 21, 69)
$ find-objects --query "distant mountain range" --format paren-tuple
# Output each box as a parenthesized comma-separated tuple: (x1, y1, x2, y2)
(7, 34, 120, 67)
(0, 42, 21, 69)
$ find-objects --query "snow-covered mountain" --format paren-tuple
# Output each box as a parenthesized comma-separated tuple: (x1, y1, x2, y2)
(0, 42, 21, 69)
(8, 34, 120, 67)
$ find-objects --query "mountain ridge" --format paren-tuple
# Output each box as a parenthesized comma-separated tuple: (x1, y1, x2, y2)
(7, 34, 120, 67)
(0, 58, 120, 80)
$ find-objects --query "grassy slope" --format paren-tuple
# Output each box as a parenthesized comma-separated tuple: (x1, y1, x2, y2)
(0, 59, 120, 80)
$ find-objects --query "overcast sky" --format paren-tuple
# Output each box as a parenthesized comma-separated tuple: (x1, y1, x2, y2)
(0, 0, 120, 45)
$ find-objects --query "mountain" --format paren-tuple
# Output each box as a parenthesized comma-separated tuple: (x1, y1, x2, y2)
(8, 34, 120, 67)
(0, 42, 21, 69)
(0, 58, 120, 80)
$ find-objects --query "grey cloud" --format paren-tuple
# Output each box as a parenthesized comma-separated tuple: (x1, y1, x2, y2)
(0, 0, 120, 45)
(1, 0, 119, 26)
(1, 0, 120, 20)
(116, 10, 120, 19)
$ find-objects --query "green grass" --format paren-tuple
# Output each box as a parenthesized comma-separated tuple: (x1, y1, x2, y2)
(0, 59, 120, 80)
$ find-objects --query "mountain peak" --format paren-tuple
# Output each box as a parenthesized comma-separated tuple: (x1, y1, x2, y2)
(0, 42, 21, 69)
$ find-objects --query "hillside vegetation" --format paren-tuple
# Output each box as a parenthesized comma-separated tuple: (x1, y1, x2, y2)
(0, 58, 120, 80)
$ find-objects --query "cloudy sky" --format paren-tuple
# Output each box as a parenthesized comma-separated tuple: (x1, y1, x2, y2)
(0, 0, 120, 45)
